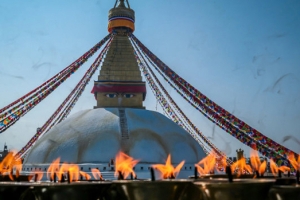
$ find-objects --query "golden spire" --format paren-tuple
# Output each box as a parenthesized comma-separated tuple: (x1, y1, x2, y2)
(92, 0, 146, 109)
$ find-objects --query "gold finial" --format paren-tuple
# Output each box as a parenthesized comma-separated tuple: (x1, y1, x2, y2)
(117, 0, 126, 8)
(108, 0, 135, 33)
(114, 0, 130, 8)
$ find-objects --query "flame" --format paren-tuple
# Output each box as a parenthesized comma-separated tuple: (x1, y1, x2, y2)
(152, 154, 185, 179)
(195, 152, 216, 175)
(0, 151, 22, 180)
(58, 163, 91, 182)
(250, 150, 260, 171)
(59, 163, 80, 182)
(68, 164, 81, 182)
(259, 161, 267, 175)
(250, 149, 267, 176)
(47, 158, 60, 181)
(114, 152, 139, 179)
(215, 155, 228, 173)
(46, 158, 90, 182)
(270, 159, 290, 176)
(278, 166, 291, 173)
(57, 163, 69, 181)
(288, 153, 300, 171)
(91, 168, 103, 180)
(270, 159, 278, 175)
(231, 157, 252, 176)
(29, 170, 44, 182)
(80, 171, 91, 181)
(219, 156, 227, 169)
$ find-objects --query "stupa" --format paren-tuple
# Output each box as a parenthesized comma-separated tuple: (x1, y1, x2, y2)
(22, 0, 206, 179)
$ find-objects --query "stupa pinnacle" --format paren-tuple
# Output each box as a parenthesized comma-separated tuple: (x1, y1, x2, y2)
(92, 0, 146, 108)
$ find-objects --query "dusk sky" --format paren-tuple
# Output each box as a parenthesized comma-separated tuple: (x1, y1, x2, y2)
(0, 0, 300, 157)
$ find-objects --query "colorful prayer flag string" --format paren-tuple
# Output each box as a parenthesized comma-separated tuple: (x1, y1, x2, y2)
(130, 34, 297, 166)
(16, 35, 113, 158)
(0, 34, 112, 134)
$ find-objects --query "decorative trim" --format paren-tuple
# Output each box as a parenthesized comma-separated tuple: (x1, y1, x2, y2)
(108, 19, 135, 32)
(109, 16, 134, 23)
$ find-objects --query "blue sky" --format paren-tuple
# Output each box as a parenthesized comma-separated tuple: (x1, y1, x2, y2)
(0, 0, 300, 157)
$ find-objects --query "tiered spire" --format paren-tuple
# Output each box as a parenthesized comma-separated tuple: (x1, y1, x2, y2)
(93, 0, 146, 108)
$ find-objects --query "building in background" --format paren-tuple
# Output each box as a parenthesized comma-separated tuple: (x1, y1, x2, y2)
(0, 143, 8, 162)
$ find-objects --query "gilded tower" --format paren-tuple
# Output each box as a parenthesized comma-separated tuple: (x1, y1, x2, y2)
(93, 0, 146, 108)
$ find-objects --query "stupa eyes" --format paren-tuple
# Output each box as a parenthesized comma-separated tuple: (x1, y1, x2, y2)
(123, 94, 135, 98)
(105, 93, 135, 98)
(106, 93, 118, 98)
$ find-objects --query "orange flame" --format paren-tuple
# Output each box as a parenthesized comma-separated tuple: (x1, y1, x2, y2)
(47, 158, 60, 181)
(57, 163, 69, 181)
(0, 151, 22, 180)
(58, 163, 92, 182)
(270, 159, 278, 175)
(152, 154, 185, 179)
(270, 159, 290, 176)
(195, 152, 216, 175)
(250, 150, 260, 171)
(231, 157, 252, 176)
(46, 158, 90, 182)
(29, 170, 44, 182)
(58, 163, 80, 182)
(114, 152, 139, 179)
(288, 153, 300, 171)
(259, 161, 267, 175)
(80, 171, 91, 181)
(219, 156, 227, 169)
(279, 166, 291, 173)
(250, 149, 267, 176)
(91, 168, 103, 180)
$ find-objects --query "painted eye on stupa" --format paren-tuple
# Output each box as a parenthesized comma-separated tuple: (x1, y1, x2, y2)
(123, 93, 135, 98)
(105, 93, 118, 98)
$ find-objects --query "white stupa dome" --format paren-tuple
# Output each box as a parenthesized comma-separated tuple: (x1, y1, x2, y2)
(24, 108, 205, 165)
